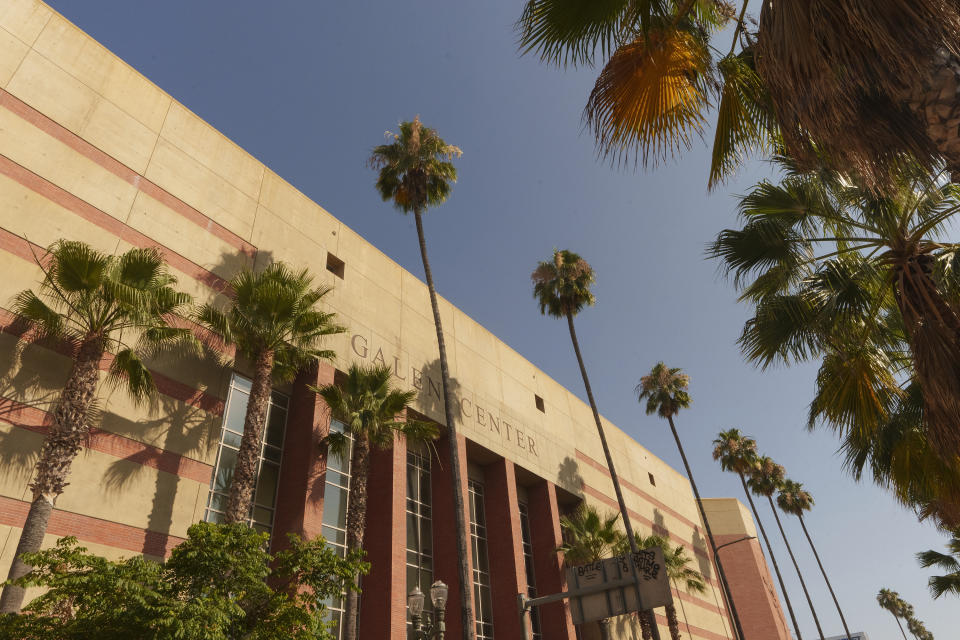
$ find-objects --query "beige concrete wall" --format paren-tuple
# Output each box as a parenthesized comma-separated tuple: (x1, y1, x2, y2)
(0, 2, 744, 636)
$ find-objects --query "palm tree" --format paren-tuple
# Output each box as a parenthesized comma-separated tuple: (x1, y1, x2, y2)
(0, 241, 195, 614)
(616, 532, 706, 640)
(368, 117, 473, 639)
(710, 159, 960, 480)
(637, 364, 744, 640)
(196, 262, 342, 524)
(712, 430, 801, 640)
(917, 533, 960, 599)
(877, 588, 909, 640)
(557, 505, 622, 640)
(748, 461, 824, 639)
(778, 480, 853, 638)
(907, 615, 935, 640)
(313, 363, 437, 640)
(532, 249, 645, 551)
(516, 1, 960, 191)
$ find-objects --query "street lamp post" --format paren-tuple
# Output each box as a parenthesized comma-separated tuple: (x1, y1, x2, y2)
(408, 580, 448, 640)
(715, 536, 756, 553)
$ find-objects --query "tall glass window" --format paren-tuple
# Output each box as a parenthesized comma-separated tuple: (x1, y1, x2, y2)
(321, 419, 352, 639)
(518, 502, 542, 640)
(205, 373, 287, 536)
(406, 448, 433, 637)
(468, 479, 494, 640)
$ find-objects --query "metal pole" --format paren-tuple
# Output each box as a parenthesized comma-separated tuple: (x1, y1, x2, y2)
(517, 593, 531, 640)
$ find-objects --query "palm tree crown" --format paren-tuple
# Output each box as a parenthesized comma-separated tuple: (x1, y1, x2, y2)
(917, 534, 960, 599)
(747, 456, 785, 497)
(712, 429, 758, 476)
(517, 0, 960, 190)
(197, 262, 342, 381)
(636, 362, 691, 419)
(557, 505, 621, 566)
(14, 241, 195, 399)
(777, 480, 814, 516)
(369, 116, 461, 215)
(314, 363, 437, 457)
(531, 249, 596, 318)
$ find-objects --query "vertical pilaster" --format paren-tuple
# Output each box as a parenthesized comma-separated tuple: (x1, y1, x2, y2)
(359, 436, 409, 638)
(271, 360, 335, 553)
(484, 458, 530, 640)
(528, 480, 576, 640)
(431, 431, 474, 639)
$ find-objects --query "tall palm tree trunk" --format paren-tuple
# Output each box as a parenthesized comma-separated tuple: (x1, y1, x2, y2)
(225, 348, 274, 524)
(665, 603, 682, 640)
(797, 514, 851, 639)
(766, 496, 824, 639)
(0, 336, 104, 614)
(665, 415, 745, 640)
(737, 477, 803, 640)
(891, 611, 908, 640)
(565, 313, 661, 640)
(414, 209, 475, 640)
(344, 435, 371, 640)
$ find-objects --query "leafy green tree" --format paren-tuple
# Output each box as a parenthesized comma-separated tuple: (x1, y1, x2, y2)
(197, 263, 342, 525)
(0, 241, 195, 614)
(616, 532, 706, 640)
(748, 460, 823, 639)
(312, 363, 437, 640)
(877, 588, 909, 640)
(638, 364, 744, 640)
(516, 1, 960, 190)
(709, 159, 960, 515)
(777, 480, 852, 638)
(712, 431, 801, 639)
(368, 116, 473, 639)
(0, 522, 368, 639)
(557, 505, 622, 640)
(916, 533, 960, 599)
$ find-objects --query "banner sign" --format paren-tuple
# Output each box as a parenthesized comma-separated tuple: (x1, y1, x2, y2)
(566, 547, 672, 625)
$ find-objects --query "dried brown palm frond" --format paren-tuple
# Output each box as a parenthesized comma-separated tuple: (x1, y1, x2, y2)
(755, 0, 960, 189)
(585, 27, 713, 167)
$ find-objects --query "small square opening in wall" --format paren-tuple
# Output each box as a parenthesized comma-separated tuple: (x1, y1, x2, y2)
(326, 252, 345, 279)
(648, 473, 656, 487)
(535, 394, 545, 413)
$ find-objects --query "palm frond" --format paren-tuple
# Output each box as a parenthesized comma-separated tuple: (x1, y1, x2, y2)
(585, 27, 712, 168)
(709, 48, 777, 189)
(108, 348, 156, 404)
(517, 0, 638, 67)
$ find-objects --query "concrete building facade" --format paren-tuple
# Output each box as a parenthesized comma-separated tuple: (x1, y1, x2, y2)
(0, 2, 789, 638)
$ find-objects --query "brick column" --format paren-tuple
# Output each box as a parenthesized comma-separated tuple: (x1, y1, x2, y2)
(483, 458, 529, 640)
(359, 436, 408, 638)
(271, 361, 335, 553)
(716, 534, 791, 640)
(431, 431, 474, 639)
(527, 480, 575, 640)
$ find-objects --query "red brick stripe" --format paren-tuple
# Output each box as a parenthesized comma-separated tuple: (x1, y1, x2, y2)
(0, 395, 213, 485)
(0, 154, 229, 293)
(0, 89, 256, 258)
(653, 612, 733, 640)
(576, 449, 704, 534)
(0, 495, 184, 558)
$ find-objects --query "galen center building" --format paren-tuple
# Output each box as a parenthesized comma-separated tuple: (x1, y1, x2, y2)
(0, 2, 791, 639)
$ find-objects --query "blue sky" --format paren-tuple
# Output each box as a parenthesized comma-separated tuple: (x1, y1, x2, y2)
(45, 1, 954, 637)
